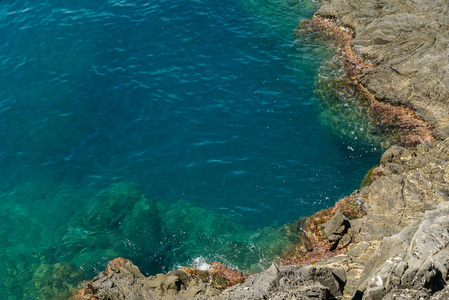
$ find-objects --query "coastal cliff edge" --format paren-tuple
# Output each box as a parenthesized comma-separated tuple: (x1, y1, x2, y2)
(74, 1, 449, 299)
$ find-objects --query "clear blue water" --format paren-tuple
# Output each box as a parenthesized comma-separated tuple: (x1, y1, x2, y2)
(0, 0, 381, 298)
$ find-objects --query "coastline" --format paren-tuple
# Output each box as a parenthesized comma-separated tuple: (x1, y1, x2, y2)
(313, 0, 449, 141)
(304, 14, 435, 148)
(73, 0, 449, 299)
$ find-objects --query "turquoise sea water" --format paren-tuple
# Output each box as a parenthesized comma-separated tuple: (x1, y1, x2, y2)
(0, 0, 381, 298)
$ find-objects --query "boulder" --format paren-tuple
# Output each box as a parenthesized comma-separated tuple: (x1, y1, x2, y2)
(320, 211, 350, 249)
(211, 263, 346, 300)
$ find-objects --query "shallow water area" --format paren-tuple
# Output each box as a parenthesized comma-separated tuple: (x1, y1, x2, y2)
(0, 0, 381, 298)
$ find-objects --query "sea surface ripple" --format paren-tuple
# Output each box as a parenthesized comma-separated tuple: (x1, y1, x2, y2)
(0, 0, 381, 298)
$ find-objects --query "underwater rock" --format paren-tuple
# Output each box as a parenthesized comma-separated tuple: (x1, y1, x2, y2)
(84, 181, 146, 230)
(32, 263, 84, 300)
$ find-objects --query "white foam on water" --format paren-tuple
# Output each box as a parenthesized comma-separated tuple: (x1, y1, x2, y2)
(192, 257, 211, 271)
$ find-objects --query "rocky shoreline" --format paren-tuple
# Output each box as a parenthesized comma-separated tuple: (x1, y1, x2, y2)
(73, 0, 449, 299)
(315, 0, 449, 141)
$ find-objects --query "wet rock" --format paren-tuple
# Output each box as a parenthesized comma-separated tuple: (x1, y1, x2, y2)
(315, 0, 449, 140)
(74, 258, 236, 300)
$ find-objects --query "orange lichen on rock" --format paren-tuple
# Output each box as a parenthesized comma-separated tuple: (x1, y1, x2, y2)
(72, 258, 133, 300)
(105, 257, 129, 273)
(303, 15, 434, 147)
(364, 86, 435, 147)
(209, 262, 246, 285)
(372, 166, 383, 178)
(178, 261, 246, 289)
(72, 282, 98, 300)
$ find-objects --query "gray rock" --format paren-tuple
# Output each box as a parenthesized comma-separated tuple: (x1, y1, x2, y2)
(77, 260, 347, 300)
(212, 263, 346, 300)
(310, 139, 449, 299)
(323, 212, 348, 238)
(321, 211, 350, 249)
(315, 0, 449, 139)
(354, 202, 449, 298)
(431, 288, 449, 299)
(75, 258, 221, 300)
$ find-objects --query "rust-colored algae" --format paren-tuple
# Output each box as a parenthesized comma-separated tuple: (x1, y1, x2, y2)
(303, 15, 434, 148)
(281, 195, 365, 266)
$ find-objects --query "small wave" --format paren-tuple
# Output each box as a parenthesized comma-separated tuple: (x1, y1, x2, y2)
(191, 257, 211, 271)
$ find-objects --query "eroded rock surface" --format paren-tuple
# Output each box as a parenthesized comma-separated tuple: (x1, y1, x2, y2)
(321, 211, 350, 250)
(208, 263, 346, 300)
(315, 0, 449, 139)
(358, 201, 449, 299)
(74, 258, 346, 300)
(312, 138, 449, 299)
(74, 258, 225, 300)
